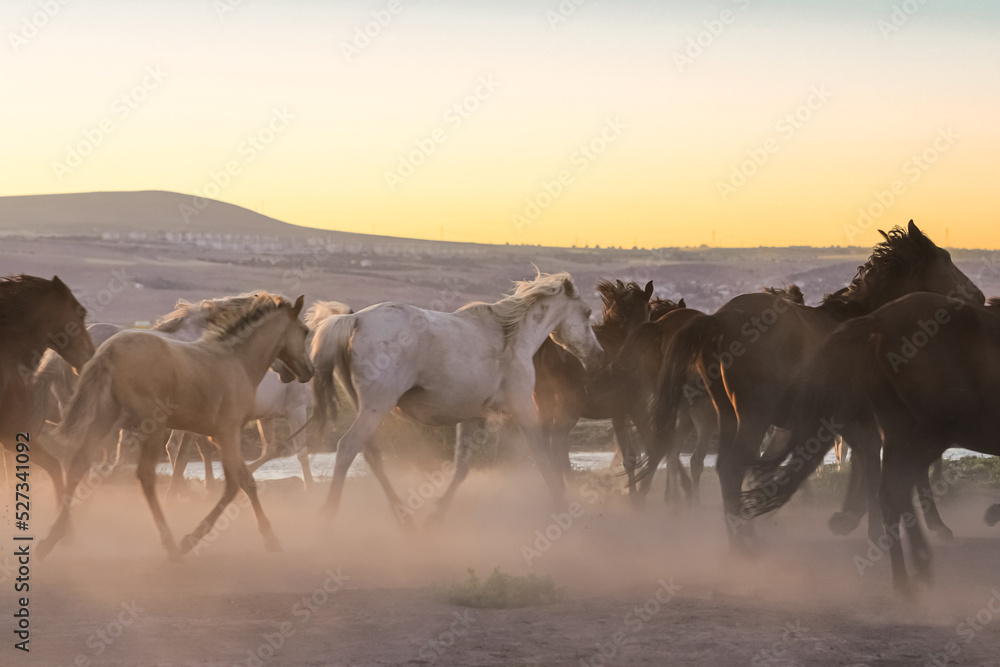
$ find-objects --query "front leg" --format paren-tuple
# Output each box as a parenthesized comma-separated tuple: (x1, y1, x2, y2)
(507, 393, 566, 508)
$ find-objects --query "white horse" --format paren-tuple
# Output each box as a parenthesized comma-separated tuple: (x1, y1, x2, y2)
(310, 272, 603, 523)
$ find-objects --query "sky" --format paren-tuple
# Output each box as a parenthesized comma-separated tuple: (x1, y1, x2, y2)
(2, 0, 999, 249)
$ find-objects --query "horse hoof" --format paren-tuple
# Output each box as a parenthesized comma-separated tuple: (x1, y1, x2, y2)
(984, 504, 1000, 527)
(828, 511, 862, 536)
(166, 547, 183, 562)
(264, 536, 282, 553)
(37, 539, 54, 561)
(179, 534, 200, 555)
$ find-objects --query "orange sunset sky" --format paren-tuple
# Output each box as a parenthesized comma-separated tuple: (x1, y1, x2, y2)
(2, 0, 998, 249)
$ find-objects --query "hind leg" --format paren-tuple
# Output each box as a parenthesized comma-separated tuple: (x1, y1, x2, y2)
(361, 442, 404, 521)
(166, 431, 191, 500)
(321, 399, 394, 519)
(29, 438, 66, 505)
(136, 429, 179, 559)
(38, 429, 111, 559)
(612, 417, 639, 500)
(427, 419, 485, 524)
(718, 417, 768, 553)
(917, 462, 953, 542)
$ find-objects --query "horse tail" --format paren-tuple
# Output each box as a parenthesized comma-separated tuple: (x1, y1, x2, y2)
(642, 315, 732, 477)
(742, 318, 876, 517)
(310, 314, 358, 445)
(55, 351, 122, 445)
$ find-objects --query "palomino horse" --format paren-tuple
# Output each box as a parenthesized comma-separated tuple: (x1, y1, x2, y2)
(533, 279, 654, 490)
(651, 222, 984, 550)
(38, 293, 314, 559)
(165, 299, 352, 494)
(0, 275, 94, 499)
(310, 272, 603, 523)
(742, 294, 1000, 593)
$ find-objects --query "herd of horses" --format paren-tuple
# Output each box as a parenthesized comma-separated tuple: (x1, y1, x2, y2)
(1, 220, 997, 594)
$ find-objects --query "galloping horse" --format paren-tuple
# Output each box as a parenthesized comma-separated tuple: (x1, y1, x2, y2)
(651, 222, 984, 550)
(165, 299, 352, 494)
(533, 279, 654, 489)
(39, 293, 313, 559)
(742, 294, 1000, 593)
(310, 272, 603, 523)
(0, 275, 94, 499)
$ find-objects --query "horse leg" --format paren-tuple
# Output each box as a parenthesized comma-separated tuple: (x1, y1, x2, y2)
(361, 442, 404, 520)
(664, 413, 693, 505)
(719, 417, 767, 553)
(829, 441, 867, 536)
(321, 401, 392, 519)
(427, 419, 484, 524)
(880, 447, 919, 594)
(180, 429, 278, 554)
(29, 438, 66, 505)
(196, 435, 217, 487)
(136, 429, 180, 559)
(38, 430, 108, 559)
(510, 395, 565, 507)
(288, 406, 314, 491)
(247, 419, 275, 474)
(917, 463, 954, 542)
(166, 431, 190, 500)
(689, 407, 712, 504)
(612, 417, 639, 501)
(229, 431, 281, 553)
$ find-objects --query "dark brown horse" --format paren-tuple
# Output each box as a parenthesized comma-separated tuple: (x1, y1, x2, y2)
(650, 222, 984, 550)
(534, 279, 656, 491)
(611, 285, 804, 504)
(0, 275, 94, 500)
(742, 294, 1000, 593)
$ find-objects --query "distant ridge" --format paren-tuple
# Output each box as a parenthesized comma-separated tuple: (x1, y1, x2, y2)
(0, 191, 472, 248)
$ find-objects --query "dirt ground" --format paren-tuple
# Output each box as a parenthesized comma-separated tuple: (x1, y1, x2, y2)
(3, 463, 1000, 667)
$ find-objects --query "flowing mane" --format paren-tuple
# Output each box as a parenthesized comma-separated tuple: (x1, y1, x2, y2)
(0, 274, 67, 329)
(304, 300, 352, 329)
(154, 293, 261, 333)
(821, 223, 936, 314)
(201, 292, 292, 342)
(459, 271, 578, 340)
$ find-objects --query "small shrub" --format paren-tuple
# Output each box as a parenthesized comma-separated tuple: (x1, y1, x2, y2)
(434, 568, 563, 608)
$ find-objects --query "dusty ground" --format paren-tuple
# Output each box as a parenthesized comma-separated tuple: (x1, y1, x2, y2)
(3, 462, 1000, 667)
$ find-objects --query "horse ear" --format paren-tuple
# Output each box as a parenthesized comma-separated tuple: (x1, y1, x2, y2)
(907, 219, 923, 238)
(562, 278, 577, 298)
(643, 281, 654, 300)
(292, 295, 305, 316)
(51, 275, 68, 290)
(615, 279, 624, 289)
(678, 298, 686, 308)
